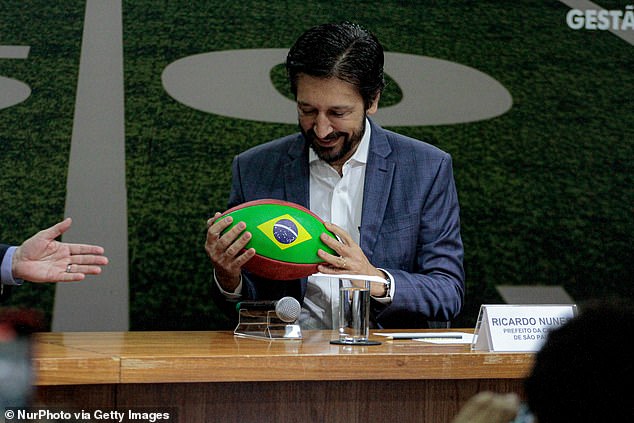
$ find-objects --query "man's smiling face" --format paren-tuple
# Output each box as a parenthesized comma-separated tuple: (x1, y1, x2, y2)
(296, 74, 378, 168)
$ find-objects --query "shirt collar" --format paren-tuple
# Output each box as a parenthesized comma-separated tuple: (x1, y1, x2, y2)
(309, 118, 372, 165)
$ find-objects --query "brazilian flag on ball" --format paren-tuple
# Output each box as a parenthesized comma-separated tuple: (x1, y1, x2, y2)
(219, 200, 337, 264)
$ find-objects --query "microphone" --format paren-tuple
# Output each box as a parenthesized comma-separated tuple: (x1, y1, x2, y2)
(236, 296, 301, 323)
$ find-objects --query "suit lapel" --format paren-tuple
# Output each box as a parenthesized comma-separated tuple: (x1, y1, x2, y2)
(283, 135, 310, 208)
(361, 121, 394, 260)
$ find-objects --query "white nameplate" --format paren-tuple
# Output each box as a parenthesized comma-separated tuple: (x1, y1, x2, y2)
(471, 304, 577, 352)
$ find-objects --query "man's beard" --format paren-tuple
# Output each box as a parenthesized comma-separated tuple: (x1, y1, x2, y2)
(302, 119, 366, 164)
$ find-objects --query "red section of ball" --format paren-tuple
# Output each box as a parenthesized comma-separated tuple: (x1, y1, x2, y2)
(244, 255, 320, 280)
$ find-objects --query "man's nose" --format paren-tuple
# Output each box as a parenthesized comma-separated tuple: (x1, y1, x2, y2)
(313, 114, 333, 139)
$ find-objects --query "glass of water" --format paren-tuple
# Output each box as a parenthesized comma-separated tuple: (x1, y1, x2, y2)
(337, 279, 371, 344)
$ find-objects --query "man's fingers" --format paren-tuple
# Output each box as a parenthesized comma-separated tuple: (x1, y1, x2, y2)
(70, 254, 109, 266)
(69, 265, 104, 276)
(68, 244, 106, 256)
(225, 232, 252, 258)
(43, 217, 73, 240)
(206, 216, 237, 242)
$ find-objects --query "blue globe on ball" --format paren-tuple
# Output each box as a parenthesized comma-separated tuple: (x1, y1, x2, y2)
(273, 219, 298, 244)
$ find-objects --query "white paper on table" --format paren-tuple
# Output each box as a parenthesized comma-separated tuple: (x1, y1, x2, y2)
(311, 273, 388, 284)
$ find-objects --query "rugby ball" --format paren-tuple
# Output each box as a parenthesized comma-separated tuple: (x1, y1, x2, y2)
(215, 199, 338, 280)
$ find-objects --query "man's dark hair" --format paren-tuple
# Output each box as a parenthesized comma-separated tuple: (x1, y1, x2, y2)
(286, 22, 385, 110)
(524, 299, 634, 423)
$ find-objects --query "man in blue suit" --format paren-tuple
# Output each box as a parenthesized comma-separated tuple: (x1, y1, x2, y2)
(205, 22, 464, 329)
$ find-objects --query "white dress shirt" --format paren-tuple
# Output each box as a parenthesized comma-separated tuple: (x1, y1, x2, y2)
(300, 121, 370, 329)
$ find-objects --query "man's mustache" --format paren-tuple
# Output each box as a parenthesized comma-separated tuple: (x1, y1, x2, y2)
(308, 129, 347, 141)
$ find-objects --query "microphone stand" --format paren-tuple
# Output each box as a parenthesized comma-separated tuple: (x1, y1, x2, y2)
(233, 307, 302, 340)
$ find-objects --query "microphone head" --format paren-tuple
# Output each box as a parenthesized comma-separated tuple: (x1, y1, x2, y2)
(275, 297, 301, 323)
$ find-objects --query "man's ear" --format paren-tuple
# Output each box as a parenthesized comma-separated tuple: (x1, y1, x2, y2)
(367, 92, 381, 115)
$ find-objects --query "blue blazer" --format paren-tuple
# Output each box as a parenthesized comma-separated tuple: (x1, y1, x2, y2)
(214, 119, 465, 328)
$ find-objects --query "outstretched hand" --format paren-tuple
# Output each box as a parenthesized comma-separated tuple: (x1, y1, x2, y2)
(12, 218, 109, 283)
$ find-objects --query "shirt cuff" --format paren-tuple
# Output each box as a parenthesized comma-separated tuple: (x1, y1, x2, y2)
(1, 247, 24, 286)
(372, 268, 394, 304)
(213, 268, 243, 299)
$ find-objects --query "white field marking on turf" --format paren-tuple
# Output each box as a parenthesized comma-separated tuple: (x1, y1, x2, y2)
(559, 0, 634, 45)
(53, 0, 129, 331)
(0, 46, 30, 110)
(0, 46, 30, 58)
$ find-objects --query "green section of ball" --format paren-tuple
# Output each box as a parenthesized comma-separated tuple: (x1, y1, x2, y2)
(222, 203, 337, 263)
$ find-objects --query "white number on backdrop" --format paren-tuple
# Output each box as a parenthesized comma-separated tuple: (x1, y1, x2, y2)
(162, 48, 512, 126)
(0, 46, 31, 110)
(1, 46, 513, 125)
